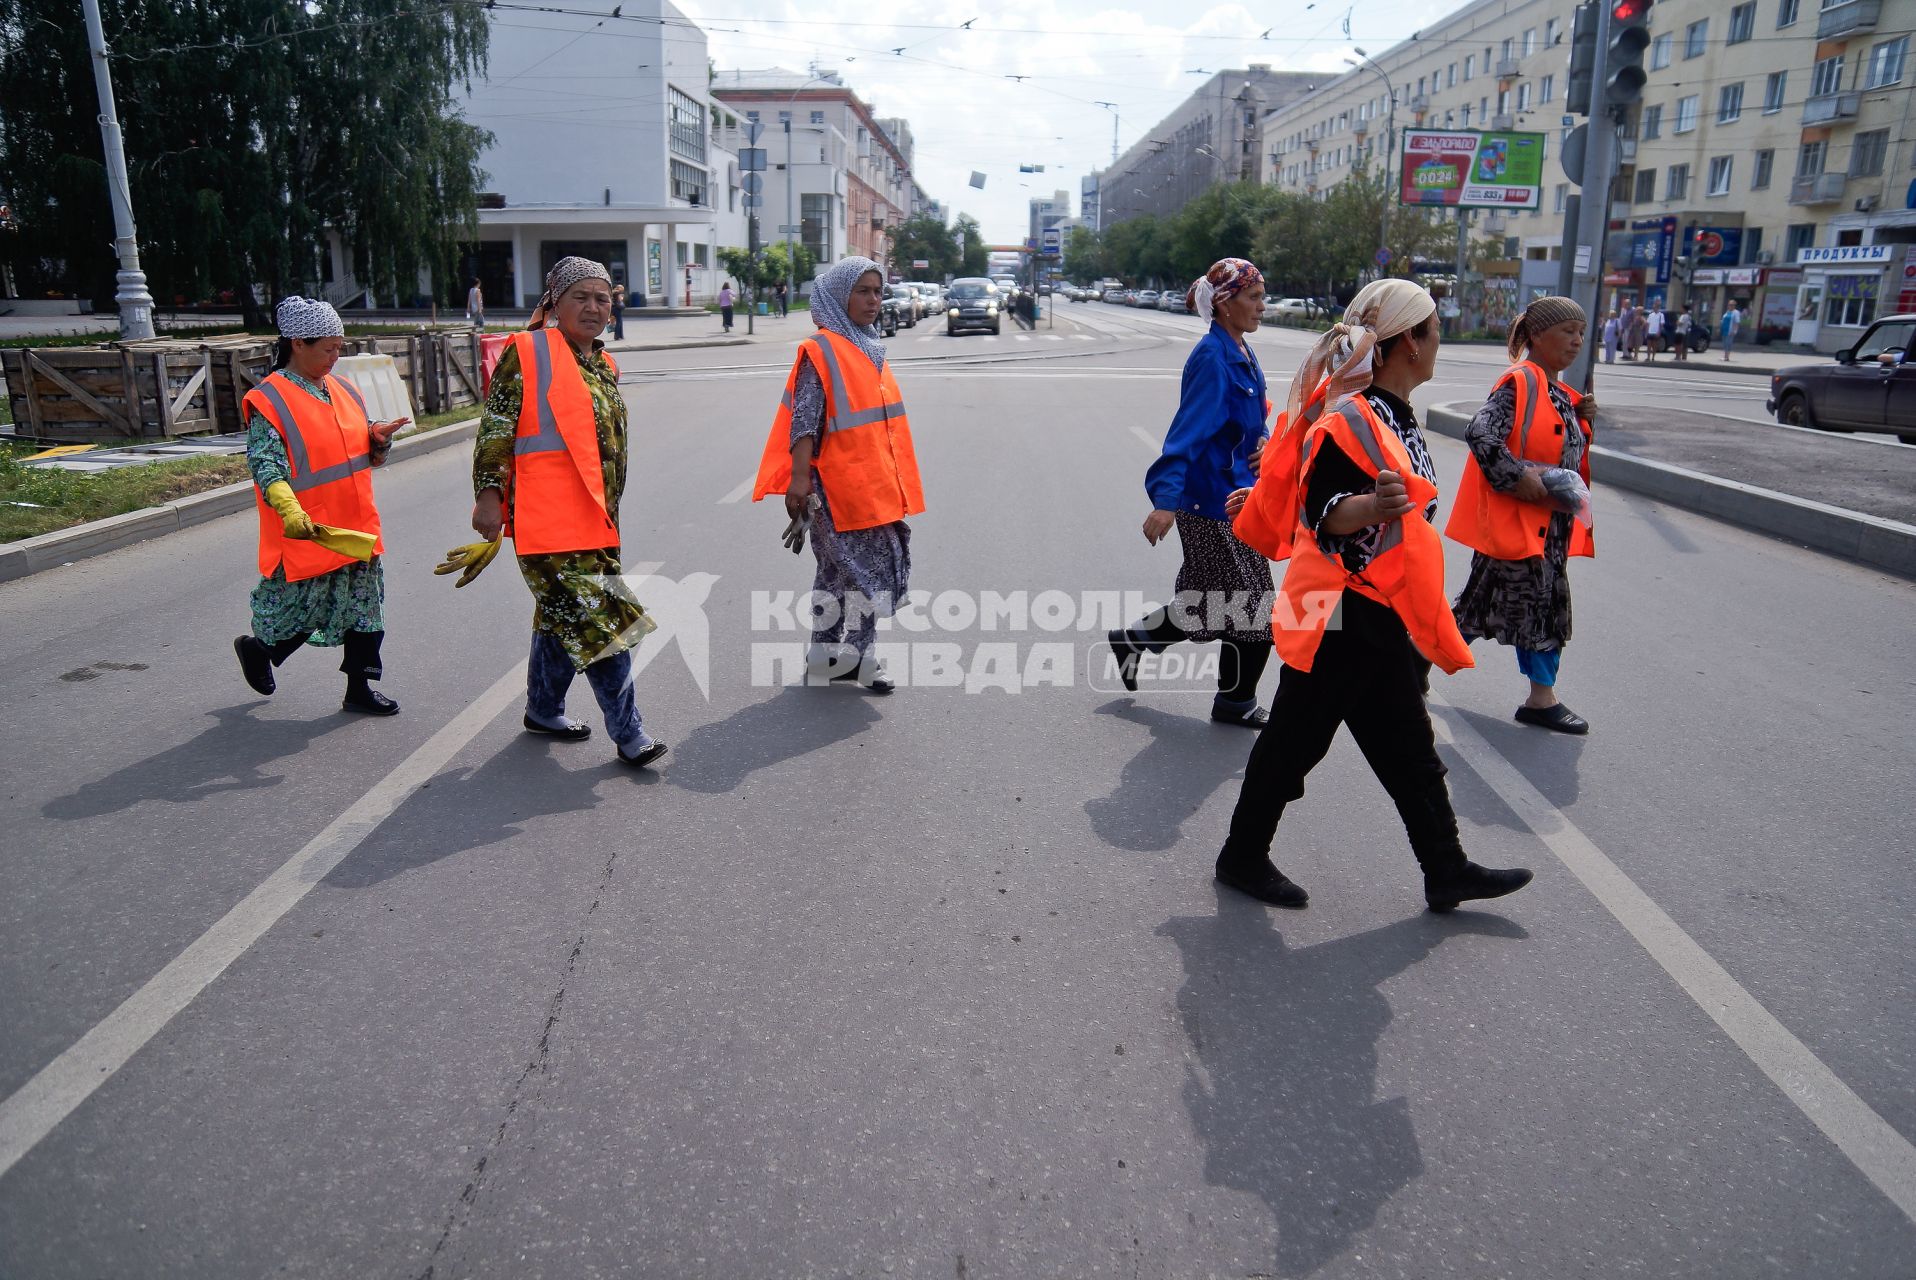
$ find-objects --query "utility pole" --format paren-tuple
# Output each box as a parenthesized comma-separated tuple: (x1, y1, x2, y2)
(81, 0, 155, 340)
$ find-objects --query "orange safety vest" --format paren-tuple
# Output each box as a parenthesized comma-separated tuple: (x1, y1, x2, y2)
(1272, 396, 1475, 675)
(244, 370, 384, 583)
(1445, 360, 1595, 562)
(505, 328, 621, 556)
(1232, 376, 1329, 564)
(752, 331, 925, 532)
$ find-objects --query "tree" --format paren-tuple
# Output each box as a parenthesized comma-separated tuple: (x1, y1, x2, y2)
(954, 215, 989, 277)
(1063, 225, 1105, 283)
(0, 0, 491, 320)
(885, 212, 960, 279)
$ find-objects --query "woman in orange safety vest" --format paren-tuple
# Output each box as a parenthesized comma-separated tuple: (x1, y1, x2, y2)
(1214, 278, 1535, 914)
(462, 256, 666, 768)
(753, 255, 924, 695)
(232, 297, 408, 714)
(1448, 296, 1597, 735)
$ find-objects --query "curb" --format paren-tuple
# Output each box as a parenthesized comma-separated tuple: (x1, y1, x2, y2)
(0, 418, 479, 585)
(610, 336, 755, 354)
(1426, 405, 1916, 579)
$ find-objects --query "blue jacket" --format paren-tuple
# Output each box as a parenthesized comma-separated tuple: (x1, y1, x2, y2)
(1144, 323, 1268, 520)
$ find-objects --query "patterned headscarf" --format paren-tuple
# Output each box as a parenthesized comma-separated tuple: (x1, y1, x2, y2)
(1507, 295, 1588, 360)
(1186, 257, 1264, 324)
(811, 255, 888, 370)
(540, 255, 612, 312)
(274, 296, 345, 339)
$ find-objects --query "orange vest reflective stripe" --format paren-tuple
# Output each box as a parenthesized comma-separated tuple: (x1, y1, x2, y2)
(244, 371, 384, 584)
(1273, 397, 1474, 675)
(506, 328, 621, 555)
(752, 331, 925, 533)
(1444, 361, 1595, 561)
(1233, 376, 1330, 564)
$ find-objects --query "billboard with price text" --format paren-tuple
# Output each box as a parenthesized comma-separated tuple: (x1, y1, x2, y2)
(1399, 129, 1545, 210)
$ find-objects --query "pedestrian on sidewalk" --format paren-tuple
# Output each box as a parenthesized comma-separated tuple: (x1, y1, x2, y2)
(1720, 301, 1743, 360)
(752, 256, 924, 695)
(1626, 305, 1646, 360)
(1107, 257, 1276, 728)
(775, 281, 789, 318)
(609, 283, 626, 340)
(1644, 306, 1664, 361)
(719, 280, 735, 332)
(232, 297, 408, 715)
(466, 278, 485, 331)
(1212, 277, 1532, 914)
(1601, 309, 1619, 363)
(1448, 295, 1596, 736)
(1673, 304, 1693, 360)
(466, 256, 667, 769)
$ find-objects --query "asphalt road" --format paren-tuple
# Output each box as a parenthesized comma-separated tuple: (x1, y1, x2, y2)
(2, 308, 1913, 1278)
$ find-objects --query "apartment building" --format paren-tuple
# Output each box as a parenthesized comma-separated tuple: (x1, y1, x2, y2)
(1264, 0, 1916, 350)
(712, 70, 920, 280)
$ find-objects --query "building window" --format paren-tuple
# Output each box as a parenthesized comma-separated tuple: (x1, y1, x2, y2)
(1517, 82, 1533, 109)
(1825, 274, 1878, 328)
(1448, 63, 1457, 87)
(1729, 2, 1757, 42)
(1778, 0, 1799, 24)
(1523, 28, 1536, 57)
(1797, 140, 1827, 176)
(1743, 227, 1764, 263)
(1812, 55, 1844, 97)
(1554, 183, 1568, 212)
(1765, 72, 1787, 112)
(745, 109, 760, 122)
(1547, 17, 1561, 46)
(1708, 156, 1734, 195)
(1542, 74, 1556, 102)
(1718, 83, 1745, 123)
(809, 109, 826, 125)
(1786, 224, 1817, 258)
(669, 158, 708, 205)
(1865, 36, 1908, 88)
(1753, 149, 1775, 188)
(1461, 104, 1472, 126)
(1464, 54, 1475, 80)
(1635, 168, 1658, 202)
(667, 88, 706, 164)
(1651, 33, 1674, 70)
(1667, 164, 1690, 200)
(1501, 37, 1514, 62)
(1642, 103, 1662, 138)
(1675, 95, 1700, 132)
(1851, 128, 1889, 176)
(1685, 20, 1708, 58)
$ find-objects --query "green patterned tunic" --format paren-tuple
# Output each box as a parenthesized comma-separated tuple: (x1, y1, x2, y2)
(245, 370, 386, 646)
(474, 338, 648, 672)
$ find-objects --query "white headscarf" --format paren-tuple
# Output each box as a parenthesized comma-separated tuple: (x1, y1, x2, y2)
(1282, 278, 1436, 429)
(274, 296, 345, 340)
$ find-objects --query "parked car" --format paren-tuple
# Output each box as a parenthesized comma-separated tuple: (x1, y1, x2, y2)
(887, 283, 920, 326)
(1102, 289, 1128, 304)
(1265, 296, 1313, 320)
(945, 277, 1003, 335)
(1158, 291, 1189, 313)
(878, 292, 901, 337)
(911, 282, 942, 313)
(1132, 290, 1161, 308)
(1768, 314, 1916, 444)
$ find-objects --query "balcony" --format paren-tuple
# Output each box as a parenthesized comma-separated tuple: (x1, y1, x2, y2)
(1409, 94, 1431, 114)
(1791, 173, 1849, 204)
(1802, 90, 1862, 124)
(1617, 138, 1638, 163)
(1495, 58, 1522, 79)
(1491, 113, 1516, 130)
(1816, 0, 1880, 39)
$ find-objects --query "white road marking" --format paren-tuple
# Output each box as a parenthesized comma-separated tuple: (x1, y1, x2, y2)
(718, 474, 757, 504)
(0, 563, 659, 1180)
(1431, 693, 1916, 1226)
(1129, 424, 1160, 452)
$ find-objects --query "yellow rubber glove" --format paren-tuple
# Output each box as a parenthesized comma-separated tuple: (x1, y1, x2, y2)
(433, 537, 502, 588)
(263, 480, 315, 539)
(311, 524, 378, 562)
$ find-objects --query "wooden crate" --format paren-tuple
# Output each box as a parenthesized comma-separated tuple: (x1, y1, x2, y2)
(2, 344, 213, 442)
(199, 335, 276, 433)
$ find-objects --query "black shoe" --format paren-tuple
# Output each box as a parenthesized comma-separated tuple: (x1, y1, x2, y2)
(1514, 703, 1589, 735)
(830, 666, 895, 695)
(234, 636, 275, 696)
(1106, 630, 1140, 693)
(1210, 702, 1269, 729)
(342, 687, 400, 716)
(1424, 860, 1534, 913)
(522, 713, 592, 741)
(1215, 855, 1309, 908)
(618, 739, 668, 768)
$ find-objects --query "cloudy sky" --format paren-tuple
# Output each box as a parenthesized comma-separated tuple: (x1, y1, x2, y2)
(681, 0, 1445, 243)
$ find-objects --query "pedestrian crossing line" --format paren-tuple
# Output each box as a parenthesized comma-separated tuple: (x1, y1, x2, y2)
(1430, 692, 1916, 1227)
(719, 474, 756, 504)
(0, 563, 661, 1181)
(1129, 425, 1159, 453)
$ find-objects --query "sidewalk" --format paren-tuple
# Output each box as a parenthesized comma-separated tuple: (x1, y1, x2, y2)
(1590, 344, 1811, 378)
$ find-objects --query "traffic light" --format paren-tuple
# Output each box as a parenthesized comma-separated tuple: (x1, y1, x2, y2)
(1565, 4, 1598, 116)
(1604, 0, 1653, 108)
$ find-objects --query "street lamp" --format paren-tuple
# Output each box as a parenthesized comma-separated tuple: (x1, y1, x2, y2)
(1345, 48, 1397, 275)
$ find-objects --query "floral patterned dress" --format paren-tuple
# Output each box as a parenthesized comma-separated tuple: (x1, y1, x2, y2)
(245, 370, 385, 647)
(473, 339, 649, 672)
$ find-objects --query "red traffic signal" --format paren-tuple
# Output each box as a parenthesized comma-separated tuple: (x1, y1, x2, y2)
(1612, 0, 1650, 20)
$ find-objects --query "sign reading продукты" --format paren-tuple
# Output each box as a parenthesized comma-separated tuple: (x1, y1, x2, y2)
(1399, 129, 1545, 210)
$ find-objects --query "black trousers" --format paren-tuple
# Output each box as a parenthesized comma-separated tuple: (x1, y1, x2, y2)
(264, 630, 384, 681)
(1221, 591, 1463, 872)
(1123, 608, 1272, 704)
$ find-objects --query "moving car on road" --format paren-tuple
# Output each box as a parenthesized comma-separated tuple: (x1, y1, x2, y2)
(887, 283, 920, 326)
(1768, 314, 1916, 444)
(945, 278, 1003, 336)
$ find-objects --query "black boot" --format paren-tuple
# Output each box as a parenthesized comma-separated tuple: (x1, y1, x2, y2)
(1424, 860, 1534, 913)
(1105, 630, 1142, 693)
(1215, 851, 1309, 908)
(343, 680, 400, 716)
(234, 636, 274, 695)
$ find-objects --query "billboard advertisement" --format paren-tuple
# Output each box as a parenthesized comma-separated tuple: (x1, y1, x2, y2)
(1399, 129, 1546, 210)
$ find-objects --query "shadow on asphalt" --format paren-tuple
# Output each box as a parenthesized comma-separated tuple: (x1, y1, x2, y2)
(1157, 888, 1528, 1275)
(1439, 704, 1586, 823)
(322, 734, 627, 888)
(1084, 697, 1248, 852)
(663, 684, 883, 794)
(40, 702, 351, 820)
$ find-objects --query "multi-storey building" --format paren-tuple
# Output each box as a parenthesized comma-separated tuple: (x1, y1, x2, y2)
(1264, 0, 1916, 351)
(712, 70, 919, 283)
(1099, 67, 1321, 226)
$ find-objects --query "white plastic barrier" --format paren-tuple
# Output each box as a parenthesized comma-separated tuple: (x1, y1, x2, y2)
(332, 353, 414, 423)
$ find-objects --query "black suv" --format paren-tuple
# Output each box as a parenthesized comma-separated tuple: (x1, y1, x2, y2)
(944, 278, 1003, 336)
